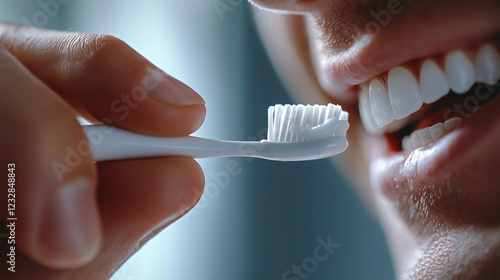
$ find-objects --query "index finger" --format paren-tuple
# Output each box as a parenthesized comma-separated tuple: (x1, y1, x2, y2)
(0, 22, 206, 137)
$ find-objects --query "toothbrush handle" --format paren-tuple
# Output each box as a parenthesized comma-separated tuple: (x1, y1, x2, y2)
(83, 125, 254, 161)
(83, 125, 348, 162)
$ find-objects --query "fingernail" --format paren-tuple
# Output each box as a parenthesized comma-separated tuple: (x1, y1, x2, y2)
(142, 68, 205, 106)
(37, 177, 101, 268)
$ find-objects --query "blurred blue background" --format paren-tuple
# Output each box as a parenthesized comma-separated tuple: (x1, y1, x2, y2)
(0, 1, 394, 279)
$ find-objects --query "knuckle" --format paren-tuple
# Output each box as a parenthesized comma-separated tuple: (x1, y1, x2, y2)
(65, 33, 140, 77)
(62, 33, 128, 59)
(58, 32, 140, 92)
(89, 34, 127, 52)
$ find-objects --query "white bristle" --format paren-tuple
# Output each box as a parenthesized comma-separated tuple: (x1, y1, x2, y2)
(267, 104, 348, 142)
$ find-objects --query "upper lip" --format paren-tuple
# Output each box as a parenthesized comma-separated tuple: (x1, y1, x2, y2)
(311, 4, 500, 101)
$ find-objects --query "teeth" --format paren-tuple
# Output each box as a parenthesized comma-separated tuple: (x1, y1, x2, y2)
(420, 60, 450, 104)
(359, 87, 384, 135)
(369, 79, 395, 127)
(416, 126, 433, 147)
(443, 117, 462, 131)
(402, 117, 462, 152)
(402, 136, 415, 151)
(409, 131, 422, 149)
(445, 50, 476, 94)
(388, 67, 423, 120)
(358, 44, 499, 139)
(428, 122, 446, 141)
(475, 44, 500, 85)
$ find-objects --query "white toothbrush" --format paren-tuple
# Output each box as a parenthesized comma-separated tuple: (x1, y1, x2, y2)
(82, 104, 349, 162)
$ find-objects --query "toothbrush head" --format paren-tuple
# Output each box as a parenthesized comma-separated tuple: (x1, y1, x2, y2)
(267, 104, 349, 142)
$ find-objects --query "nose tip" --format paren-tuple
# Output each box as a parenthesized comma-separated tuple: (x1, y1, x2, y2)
(249, 0, 324, 14)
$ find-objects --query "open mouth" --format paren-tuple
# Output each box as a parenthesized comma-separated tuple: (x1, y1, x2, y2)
(358, 43, 500, 152)
(357, 39, 500, 223)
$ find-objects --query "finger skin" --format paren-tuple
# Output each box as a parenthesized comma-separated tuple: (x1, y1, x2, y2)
(0, 22, 207, 276)
(0, 22, 206, 137)
(1, 157, 204, 280)
(0, 43, 101, 269)
(90, 157, 204, 279)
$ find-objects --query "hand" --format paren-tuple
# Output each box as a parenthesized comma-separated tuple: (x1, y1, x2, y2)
(0, 23, 206, 279)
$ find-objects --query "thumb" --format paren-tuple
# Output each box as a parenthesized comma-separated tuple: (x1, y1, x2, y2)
(0, 44, 102, 269)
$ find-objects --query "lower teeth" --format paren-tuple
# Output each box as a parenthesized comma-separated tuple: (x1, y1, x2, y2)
(402, 117, 462, 152)
(401, 81, 499, 152)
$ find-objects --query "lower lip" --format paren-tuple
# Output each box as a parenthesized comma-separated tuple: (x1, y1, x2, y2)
(371, 93, 500, 220)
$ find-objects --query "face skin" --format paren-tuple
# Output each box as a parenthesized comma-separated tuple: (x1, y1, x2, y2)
(250, 0, 500, 278)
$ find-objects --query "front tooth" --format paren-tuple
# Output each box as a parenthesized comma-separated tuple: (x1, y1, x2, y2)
(410, 130, 423, 149)
(445, 50, 476, 94)
(359, 87, 384, 135)
(403, 127, 431, 152)
(417, 128, 433, 147)
(428, 122, 446, 141)
(369, 79, 395, 127)
(475, 44, 500, 85)
(402, 136, 414, 151)
(388, 67, 423, 120)
(444, 117, 462, 131)
(420, 60, 450, 104)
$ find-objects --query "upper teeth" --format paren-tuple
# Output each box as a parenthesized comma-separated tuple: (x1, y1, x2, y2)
(420, 60, 449, 104)
(359, 44, 500, 146)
